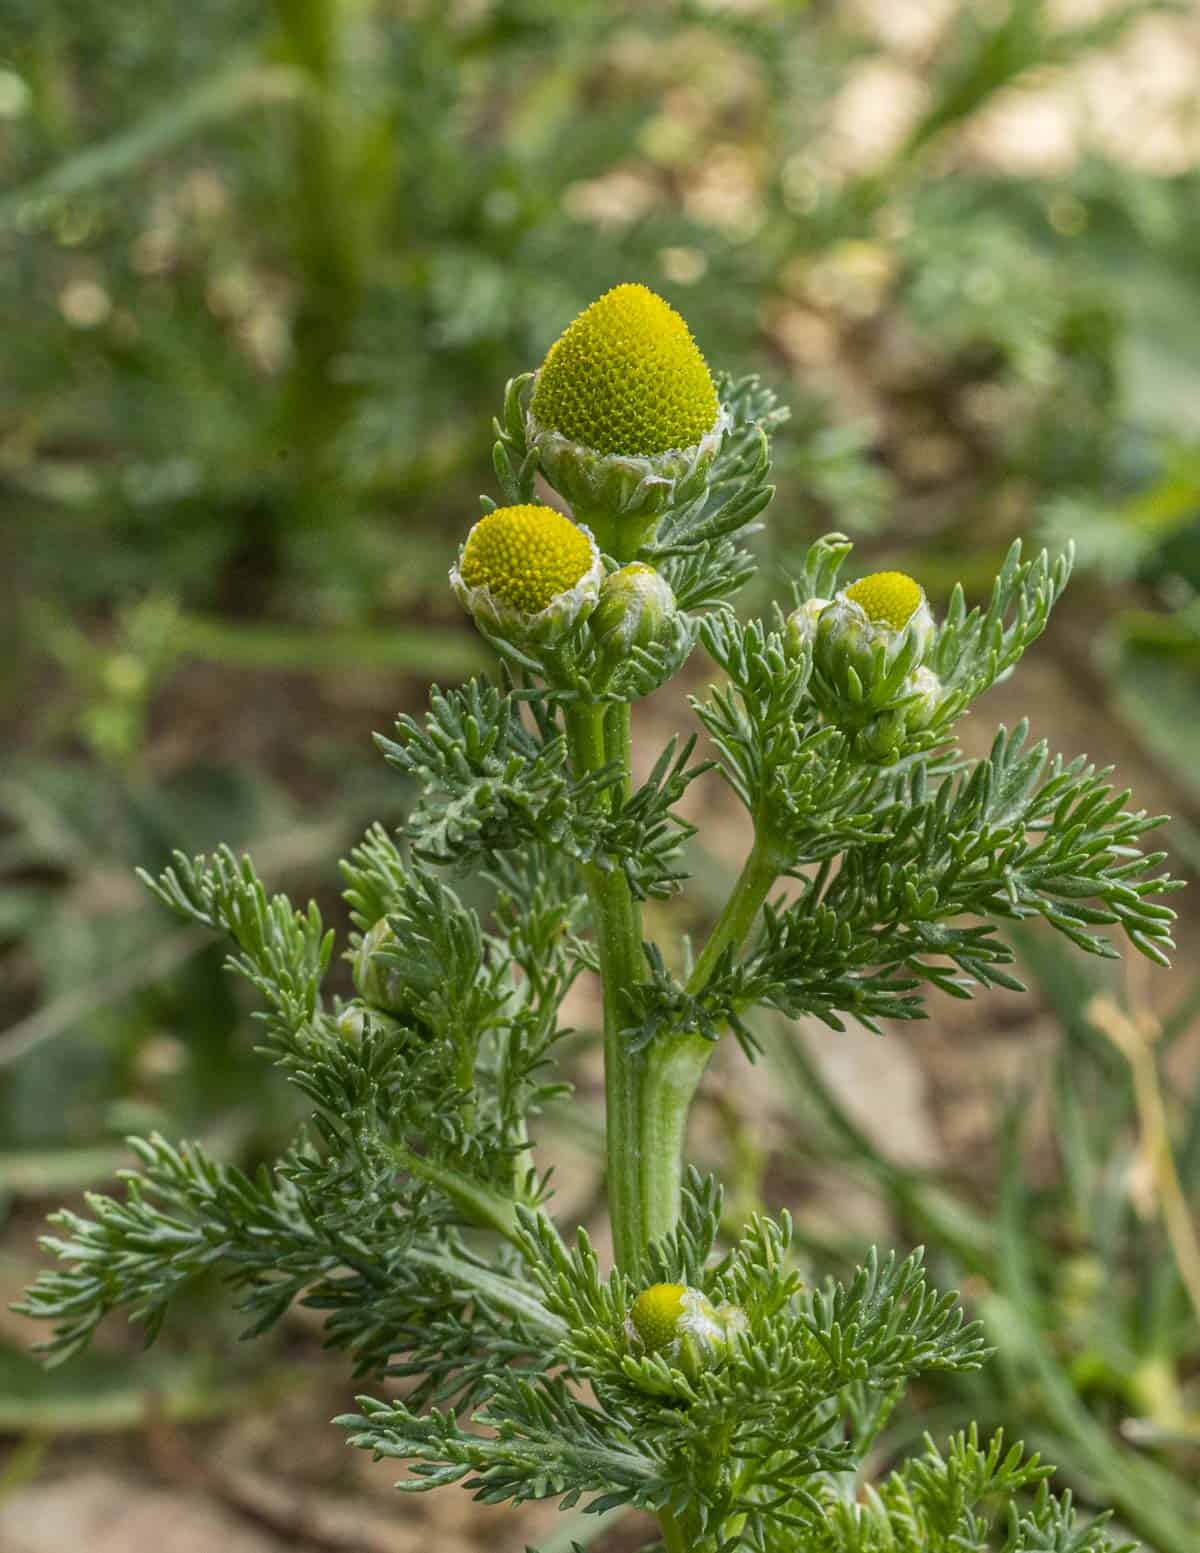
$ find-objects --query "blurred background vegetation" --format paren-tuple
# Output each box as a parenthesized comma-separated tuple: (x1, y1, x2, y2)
(3, 2, 1200, 1550)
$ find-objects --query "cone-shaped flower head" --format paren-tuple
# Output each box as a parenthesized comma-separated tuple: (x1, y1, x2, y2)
(526, 285, 727, 556)
(531, 283, 719, 457)
(451, 503, 602, 646)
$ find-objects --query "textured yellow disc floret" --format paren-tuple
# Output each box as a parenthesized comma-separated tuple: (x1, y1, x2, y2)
(845, 571, 923, 630)
(459, 505, 594, 614)
(630, 1283, 686, 1352)
(531, 284, 719, 457)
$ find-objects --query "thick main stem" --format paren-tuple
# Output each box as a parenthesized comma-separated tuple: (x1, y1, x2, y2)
(657, 1508, 690, 1553)
(564, 700, 647, 1272)
(640, 826, 784, 1244)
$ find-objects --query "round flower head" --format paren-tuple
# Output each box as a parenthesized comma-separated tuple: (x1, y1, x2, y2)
(626, 1282, 746, 1383)
(450, 503, 602, 647)
(526, 285, 727, 556)
(629, 1283, 686, 1354)
(844, 570, 924, 631)
(531, 283, 719, 457)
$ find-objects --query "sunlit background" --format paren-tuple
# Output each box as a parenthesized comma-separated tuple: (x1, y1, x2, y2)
(3, 2, 1200, 1550)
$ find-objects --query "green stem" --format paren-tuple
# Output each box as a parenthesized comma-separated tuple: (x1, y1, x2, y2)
(605, 700, 633, 804)
(657, 1508, 689, 1553)
(564, 700, 647, 1272)
(408, 1245, 566, 1343)
(391, 1145, 521, 1244)
(686, 826, 783, 998)
(639, 826, 784, 1244)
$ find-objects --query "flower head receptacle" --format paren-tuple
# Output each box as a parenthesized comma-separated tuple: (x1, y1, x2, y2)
(844, 570, 926, 632)
(527, 284, 725, 558)
(628, 1282, 687, 1353)
(450, 503, 602, 647)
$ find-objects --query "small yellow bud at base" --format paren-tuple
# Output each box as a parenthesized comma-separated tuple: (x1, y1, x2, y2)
(844, 571, 923, 631)
(459, 504, 594, 615)
(629, 1283, 686, 1353)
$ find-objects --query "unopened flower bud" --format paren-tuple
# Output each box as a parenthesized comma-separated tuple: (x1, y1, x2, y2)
(527, 284, 726, 555)
(901, 664, 943, 733)
(853, 663, 947, 761)
(626, 1282, 746, 1383)
(784, 596, 829, 660)
(337, 1004, 366, 1041)
(856, 707, 910, 763)
(353, 919, 410, 1015)
(590, 563, 679, 674)
(450, 503, 601, 647)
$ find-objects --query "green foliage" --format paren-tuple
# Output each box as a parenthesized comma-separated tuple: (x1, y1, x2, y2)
(761, 928, 1200, 1553)
(10, 7, 1200, 1533)
(18, 307, 1180, 1550)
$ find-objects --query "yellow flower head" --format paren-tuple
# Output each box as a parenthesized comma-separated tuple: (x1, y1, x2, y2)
(629, 1282, 686, 1353)
(845, 571, 923, 631)
(531, 283, 719, 457)
(459, 504, 595, 615)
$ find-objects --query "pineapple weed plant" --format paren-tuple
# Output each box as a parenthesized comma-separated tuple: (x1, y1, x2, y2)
(20, 287, 1184, 1553)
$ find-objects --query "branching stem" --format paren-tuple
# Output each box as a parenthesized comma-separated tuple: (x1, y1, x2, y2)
(390, 1145, 521, 1244)
(640, 821, 785, 1244)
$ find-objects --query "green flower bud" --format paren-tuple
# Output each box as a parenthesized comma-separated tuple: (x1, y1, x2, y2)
(626, 1282, 746, 1383)
(590, 563, 679, 672)
(855, 707, 911, 764)
(336, 1004, 366, 1041)
(851, 664, 947, 762)
(450, 503, 602, 648)
(901, 664, 944, 733)
(527, 284, 726, 557)
(784, 596, 829, 660)
(353, 919, 410, 1015)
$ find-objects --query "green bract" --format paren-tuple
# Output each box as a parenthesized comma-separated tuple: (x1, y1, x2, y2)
(20, 290, 1175, 1553)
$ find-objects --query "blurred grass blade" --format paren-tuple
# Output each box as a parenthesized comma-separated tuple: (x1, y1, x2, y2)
(172, 612, 490, 676)
(899, 0, 1167, 167)
(0, 1148, 131, 1195)
(528, 1506, 626, 1553)
(0, 1343, 292, 1434)
(0, 54, 305, 230)
(995, 1105, 1199, 1553)
(0, 927, 206, 1069)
